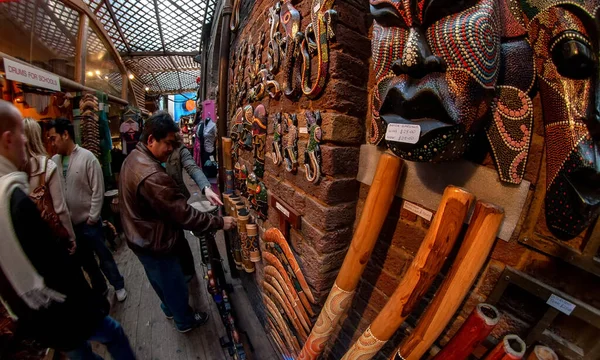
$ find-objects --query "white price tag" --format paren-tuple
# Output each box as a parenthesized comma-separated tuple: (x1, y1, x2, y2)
(275, 202, 290, 218)
(299, 127, 308, 134)
(546, 294, 576, 315)
(403, 201, 433, 221)
(385, 124, 421, 144)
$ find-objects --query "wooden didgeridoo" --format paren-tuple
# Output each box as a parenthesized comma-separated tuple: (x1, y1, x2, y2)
(266, 272, 311, 335)
(393, 201, 505, 360)
(484, 335, 526, 360)
(264, 280, 309, 341)
(264, 251, 314, 316)
(527, 345, 558, 360)
(264, 294, 302, 355)
(430, 303, 500, 360)
(341, 185, 475, 360)
(264, 228, 315, 304)
(265, 265, 312, 330)
(297, 153, 403, 360)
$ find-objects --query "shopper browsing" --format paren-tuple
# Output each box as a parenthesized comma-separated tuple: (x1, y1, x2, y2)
(48, 118, 127, 302)
(22, 117, 76, 255)
(0, 101, 135, 360)
(119, 111, 236, 333)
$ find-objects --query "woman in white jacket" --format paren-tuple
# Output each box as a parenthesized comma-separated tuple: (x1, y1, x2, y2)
(22, 117, 76, 254)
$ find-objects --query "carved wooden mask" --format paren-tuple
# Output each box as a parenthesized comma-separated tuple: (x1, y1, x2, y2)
(370, 0, 501, 162)
(523, 0, 600, 239)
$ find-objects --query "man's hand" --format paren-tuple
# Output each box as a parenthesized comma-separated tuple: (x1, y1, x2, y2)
(205, 188, 224, 206)
(67, 239, 77, 255)
(223, 216, 238, 231)
(87, 218, 98, 226)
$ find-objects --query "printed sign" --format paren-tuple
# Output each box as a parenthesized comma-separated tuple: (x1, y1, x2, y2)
(546, 294, 576, 315)
(3, 58, 60, 91)
(275, 201, 290, 218)
(299, 127, 308, 134)
(385, 123, 421, 144)
(403, 201, 433, 221)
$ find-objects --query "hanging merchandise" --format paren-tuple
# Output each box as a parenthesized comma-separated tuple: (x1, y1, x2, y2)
(79, 92, 101, 158)
(198, 114, 217, 178)
(96, 91, 113, 178)
(272, 112, 283, 166)
(304, 110, 322, 183)
(280, 0, 303, 99)
(282, 113, 299, 173)
(120, 106, 142, 155)
(246, 172, 268, 220)
(251, 104, 267, 178)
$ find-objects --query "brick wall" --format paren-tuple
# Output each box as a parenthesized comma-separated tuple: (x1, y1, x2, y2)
(226, 0, 370, 325)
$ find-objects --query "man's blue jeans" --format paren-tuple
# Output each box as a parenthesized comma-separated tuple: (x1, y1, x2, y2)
(66, 316, 135, 360)
(136, 251, 196, 329)
(75, 220, 125, 291)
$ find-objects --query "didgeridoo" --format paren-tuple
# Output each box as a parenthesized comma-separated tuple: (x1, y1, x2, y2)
(393, 201, 504, 360)
(264, 294, 302, 355)
(527, 345, 558, 360)
(263, 280, 309, 341)
(431, 304, 500, 360)
(297, 153, 404, 360)
(264, 228, 315, 304)
(268, 318, 293, 358)
(265, 272, 311, 334)
(341, 185, 475, 360)
(264, 251, 314, 316)
(264, 265, 311, 329)
(484, 335, 526, 360)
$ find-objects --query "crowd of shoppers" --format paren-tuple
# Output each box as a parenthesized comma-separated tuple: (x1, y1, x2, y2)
(0, 101, 232, 359)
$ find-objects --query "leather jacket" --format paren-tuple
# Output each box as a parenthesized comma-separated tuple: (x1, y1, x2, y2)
(119, 143, 223, 254)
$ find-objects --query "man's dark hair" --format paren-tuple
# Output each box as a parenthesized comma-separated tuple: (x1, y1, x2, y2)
(141, 111, 179, 144)
(49, 118, 75, 141)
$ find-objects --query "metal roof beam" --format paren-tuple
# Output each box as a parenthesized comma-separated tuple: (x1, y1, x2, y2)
(164, 27, 201, 48)
(103, 0, 130, 53)
(152, 0, 167, 53)
(120, 51, 197, 57)
(165, 0, 203, 24)
(39, 0, 77, 46)
(168, 56, 184, 93)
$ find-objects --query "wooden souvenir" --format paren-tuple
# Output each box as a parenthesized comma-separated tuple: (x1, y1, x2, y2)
(298, 153, 404, 360)
(341, 186, 475, 360)
(265, 265, 311, 329)
(304, 110, 323, 184)
(484, 335, 526, 360)
(393, 201, 504, 360)
(431, 304, 500, 360)
(527, 345, 558, 360)
(263, 251, 314, 316)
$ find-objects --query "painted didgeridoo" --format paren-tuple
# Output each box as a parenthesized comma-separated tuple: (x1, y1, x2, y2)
(264, 293, 302, 355)
(341, 185, 475, 360)
(527, 345, 558, 360)
(484, 335, 526, 360)
(297, 153, 404, 360)
(264, 251, 315, 316)
(265, 271, 311, 335)
(264, 280, 309, 341)
(268, 316, 295, 358)
(431, 304, 500, 360)
(264, 265, 312, 329)
(393, 201, 505, 360)
(264, 227, 315, 303)
(222, 137, 235, 194)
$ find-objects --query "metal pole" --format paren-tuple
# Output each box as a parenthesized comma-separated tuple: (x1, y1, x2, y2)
(217, 0, 233, 195)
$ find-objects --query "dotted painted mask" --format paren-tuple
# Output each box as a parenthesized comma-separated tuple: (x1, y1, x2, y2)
(370, 0, 501, 162)
(524, 0, 600, 239)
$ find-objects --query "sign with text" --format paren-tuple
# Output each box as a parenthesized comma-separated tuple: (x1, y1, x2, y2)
(546, 294, 576, 315)
(385, 123, 421, 144)
(3, 59, 60, 91)
(402, 201, 433, 221)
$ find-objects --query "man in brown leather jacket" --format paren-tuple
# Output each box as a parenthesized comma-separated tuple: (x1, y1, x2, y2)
(119, 111, 236, 333)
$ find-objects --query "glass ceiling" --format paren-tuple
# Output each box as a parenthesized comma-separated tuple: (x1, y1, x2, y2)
(83, 0, 218, 95)
(0, 0, 217, 99)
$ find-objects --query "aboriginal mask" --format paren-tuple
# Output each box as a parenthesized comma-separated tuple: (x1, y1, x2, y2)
(521, 0, 600, 239)
(370, 0, 502, 162)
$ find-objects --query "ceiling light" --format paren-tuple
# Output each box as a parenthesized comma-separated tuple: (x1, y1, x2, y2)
(129, 74, 134, 80)
(145, 87, 150, 91)
(95, 70, 101, 75)
(104, 75, 109, 80)
(86, 71, 93, 77)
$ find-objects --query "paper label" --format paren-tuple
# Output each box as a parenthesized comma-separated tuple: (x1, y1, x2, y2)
(547, 294, 576, 315)
(385, 124, 421, 144)
(210, 155, 215, 162)
(275, 202, 290, 218)
(299, 127, 308, 134)
(403, 201, 433, 221)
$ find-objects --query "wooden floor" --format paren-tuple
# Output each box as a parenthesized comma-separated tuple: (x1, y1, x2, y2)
(91, 178, 278, 360)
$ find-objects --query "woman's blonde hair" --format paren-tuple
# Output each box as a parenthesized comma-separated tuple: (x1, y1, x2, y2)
(23, 117, 48, 158)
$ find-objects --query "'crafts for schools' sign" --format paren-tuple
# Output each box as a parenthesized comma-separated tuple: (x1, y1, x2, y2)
(3, 59, 61, 91)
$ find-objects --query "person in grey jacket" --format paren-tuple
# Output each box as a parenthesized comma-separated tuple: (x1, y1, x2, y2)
(49, 118, 127, 302)
(165, 141, 223, 280)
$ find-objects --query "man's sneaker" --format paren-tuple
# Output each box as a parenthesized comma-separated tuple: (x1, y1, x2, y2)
(176, 312, 209, 333)
(161, 303, 174, 320)
(116, 288, 128, 302)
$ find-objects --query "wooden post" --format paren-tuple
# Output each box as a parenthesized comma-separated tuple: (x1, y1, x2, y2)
(75, 13, 89, 84)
